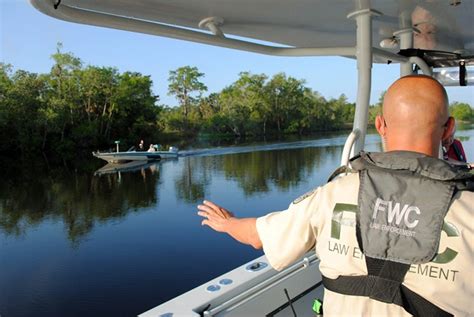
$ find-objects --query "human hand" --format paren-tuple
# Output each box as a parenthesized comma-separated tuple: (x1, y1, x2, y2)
(197, 200, 235, 233)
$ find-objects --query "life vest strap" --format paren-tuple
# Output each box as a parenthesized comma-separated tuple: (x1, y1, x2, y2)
(322, 274, 453, 317)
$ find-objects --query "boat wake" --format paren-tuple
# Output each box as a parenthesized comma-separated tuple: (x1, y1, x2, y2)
(179, 134, 381, 158)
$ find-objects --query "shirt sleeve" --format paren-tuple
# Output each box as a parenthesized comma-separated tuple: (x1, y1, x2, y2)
(256, 188, 319, 271)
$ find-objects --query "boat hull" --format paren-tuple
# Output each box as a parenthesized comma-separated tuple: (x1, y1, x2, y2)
(93, 151, 178, 163)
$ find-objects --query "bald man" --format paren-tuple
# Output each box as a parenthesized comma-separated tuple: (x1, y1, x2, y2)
(376, 75, 453, 156)
(198, 75, 473, 316)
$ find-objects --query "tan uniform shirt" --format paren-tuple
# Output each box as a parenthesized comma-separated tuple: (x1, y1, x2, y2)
(256, 173, 474, 316)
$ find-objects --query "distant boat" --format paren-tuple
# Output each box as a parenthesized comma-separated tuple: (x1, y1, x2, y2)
(93, 147, 179, 163)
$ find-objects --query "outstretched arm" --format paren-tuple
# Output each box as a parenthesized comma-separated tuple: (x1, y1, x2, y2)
(197, 200, 262, 249)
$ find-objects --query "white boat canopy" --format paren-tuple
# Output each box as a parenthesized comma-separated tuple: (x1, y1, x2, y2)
(30, 0, 473, 59)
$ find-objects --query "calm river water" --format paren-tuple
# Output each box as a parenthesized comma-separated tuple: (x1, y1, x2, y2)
(1, 128, 473, 317)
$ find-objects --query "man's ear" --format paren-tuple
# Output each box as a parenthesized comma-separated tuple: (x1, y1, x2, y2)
(375, 115, 386, 137)
(441, 116, 455, 142)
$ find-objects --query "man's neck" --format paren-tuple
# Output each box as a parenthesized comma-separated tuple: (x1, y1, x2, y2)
(385, 142, 440, 158)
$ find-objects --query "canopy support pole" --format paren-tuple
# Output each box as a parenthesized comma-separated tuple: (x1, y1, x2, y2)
(397, 29, 414, 76)
(346, 9, 379, 160)
(397, 6, 414, 76)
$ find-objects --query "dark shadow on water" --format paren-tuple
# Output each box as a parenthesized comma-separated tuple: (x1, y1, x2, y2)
(0, 158, 161, 245)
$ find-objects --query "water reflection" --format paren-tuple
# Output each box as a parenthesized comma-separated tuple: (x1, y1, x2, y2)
(219, 146, 341, 196)
(94, 160, 159, 176)
(0, 161, 160, 245)
(0, 141, 345, 242)
(171, 144, 344, 203)
(174, 157, 211, 203)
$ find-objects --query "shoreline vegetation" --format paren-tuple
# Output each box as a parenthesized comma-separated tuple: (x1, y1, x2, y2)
(1, 44, 472, 161)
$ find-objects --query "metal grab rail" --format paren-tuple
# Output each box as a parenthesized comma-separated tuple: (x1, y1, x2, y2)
(341, 129, 360, 167)
(202, 253, 319, 316)
(409, 56, 433, 76)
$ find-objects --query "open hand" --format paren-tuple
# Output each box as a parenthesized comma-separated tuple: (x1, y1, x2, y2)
(197, 200, 234, 232)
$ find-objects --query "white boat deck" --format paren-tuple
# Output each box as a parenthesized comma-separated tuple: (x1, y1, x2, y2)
(140, 252, 322, 317)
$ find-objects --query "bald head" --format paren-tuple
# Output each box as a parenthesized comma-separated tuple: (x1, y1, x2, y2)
(376, 75, 454, 156)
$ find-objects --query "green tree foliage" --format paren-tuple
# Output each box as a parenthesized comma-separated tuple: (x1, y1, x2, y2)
(0, 65, 48, 152)
(450, 102, 473, 122)
(218, 72, 268, 136)
(194, 72, 354, 136)
(48, 43, 82, 145)
(168, 66, 207, 130)
(266, 73, 306, 133)
(112, 72, 160, 145)
(0, 45, 160, 156)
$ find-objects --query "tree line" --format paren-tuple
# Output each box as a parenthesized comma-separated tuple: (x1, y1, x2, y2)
(161, 68, 356, 137)
(1, 44, 472, 157)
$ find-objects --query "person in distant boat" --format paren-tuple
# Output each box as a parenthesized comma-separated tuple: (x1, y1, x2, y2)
(147, 144, 156, 152)
(443, 126, 467, 162)
(198, 75, 473, 316)
(138, 139, 145, 151)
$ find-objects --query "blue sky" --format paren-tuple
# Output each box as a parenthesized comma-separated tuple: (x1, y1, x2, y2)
(1, 0, 473, 107)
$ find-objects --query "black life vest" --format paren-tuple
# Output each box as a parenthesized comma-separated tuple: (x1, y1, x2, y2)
(323, 151, 473, 317)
